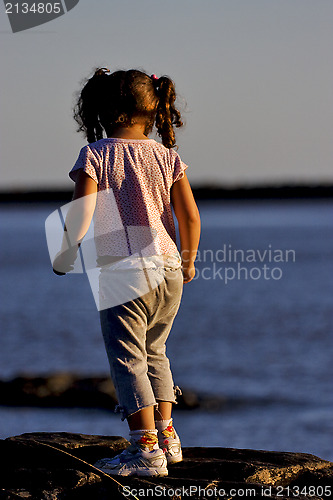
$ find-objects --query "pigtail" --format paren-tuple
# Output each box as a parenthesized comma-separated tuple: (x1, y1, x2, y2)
(155, 76, 183, 149)
(73, 68, 110, 143)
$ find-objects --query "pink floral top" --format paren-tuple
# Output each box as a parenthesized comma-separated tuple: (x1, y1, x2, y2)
(69, 138, 188, 264)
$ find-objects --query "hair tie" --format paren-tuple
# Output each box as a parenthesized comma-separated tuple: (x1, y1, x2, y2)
(151, 74, 158, 80)
(95, 67, 110, 76)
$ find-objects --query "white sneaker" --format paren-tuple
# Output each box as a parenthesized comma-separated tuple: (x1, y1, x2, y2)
(94, 444, 168, 477)
(95, 442, 137, 468)
(158, 422, 183, 465)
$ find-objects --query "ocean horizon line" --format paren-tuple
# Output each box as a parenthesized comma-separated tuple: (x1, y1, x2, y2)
(0, 182, 332, 203)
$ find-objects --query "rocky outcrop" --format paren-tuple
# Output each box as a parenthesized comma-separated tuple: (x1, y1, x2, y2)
(0, 432, 332, 499)
(0, 373, 232, 411)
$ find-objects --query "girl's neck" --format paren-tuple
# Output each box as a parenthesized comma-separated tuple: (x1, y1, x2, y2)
(108, 123, 150, 140)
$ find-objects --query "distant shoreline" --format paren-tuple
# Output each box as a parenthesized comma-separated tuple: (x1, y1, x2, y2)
(0, 184, 332, 203)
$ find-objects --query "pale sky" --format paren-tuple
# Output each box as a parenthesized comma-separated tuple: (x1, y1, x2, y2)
(1, 0, 332, 190)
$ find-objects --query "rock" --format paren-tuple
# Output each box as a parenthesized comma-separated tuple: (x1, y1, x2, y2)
(0, 373, 231, 411)
(0, 432, 332, 499)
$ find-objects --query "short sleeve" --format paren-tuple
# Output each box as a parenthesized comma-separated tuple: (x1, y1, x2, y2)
(170, 149, 189, 184)
(69, 145, 99, 184)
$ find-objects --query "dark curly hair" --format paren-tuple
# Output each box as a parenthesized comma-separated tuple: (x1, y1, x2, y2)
(73, 67, 183, 148)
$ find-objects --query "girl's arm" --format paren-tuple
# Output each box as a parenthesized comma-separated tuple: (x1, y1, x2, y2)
(53, 170, 98, 275)
(171, 173, 201, 283)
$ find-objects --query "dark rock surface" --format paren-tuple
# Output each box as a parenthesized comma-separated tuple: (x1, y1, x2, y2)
(0, 432, 332, 499)
(0, 373, 232, 411)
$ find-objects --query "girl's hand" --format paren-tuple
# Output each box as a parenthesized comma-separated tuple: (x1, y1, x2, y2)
(52, 246, 78, 276)
(182, 263, 196, 284)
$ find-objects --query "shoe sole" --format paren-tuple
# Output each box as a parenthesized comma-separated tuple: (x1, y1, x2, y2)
(167, 455, 183, 465)
(99, 467, 168, 477)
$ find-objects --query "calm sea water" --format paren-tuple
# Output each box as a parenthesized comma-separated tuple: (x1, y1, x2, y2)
(0, 200, 332, 461)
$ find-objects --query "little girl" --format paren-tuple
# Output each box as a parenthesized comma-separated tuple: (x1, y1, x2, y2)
(53, 67, 201, 477)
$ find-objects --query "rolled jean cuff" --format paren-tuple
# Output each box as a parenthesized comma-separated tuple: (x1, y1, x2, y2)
(173, 385, 182, 404)
(114, 401, 158, 421)
(174, 385, 182, 397)
(155, 385, 182, 404)
(115, 387, 182, 420)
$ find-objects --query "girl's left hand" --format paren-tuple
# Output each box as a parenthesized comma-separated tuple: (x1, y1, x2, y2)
(182, 263, 196, 284)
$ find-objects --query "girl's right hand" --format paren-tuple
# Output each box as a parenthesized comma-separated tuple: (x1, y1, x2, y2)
(52, 246, 78, 275)
(182, 263, 196, 284)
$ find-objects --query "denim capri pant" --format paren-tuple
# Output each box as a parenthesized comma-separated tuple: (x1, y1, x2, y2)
(99, 264, 183, 420)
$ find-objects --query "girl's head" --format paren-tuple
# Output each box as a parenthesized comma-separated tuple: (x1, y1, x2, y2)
(74, 68, 183, 148)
